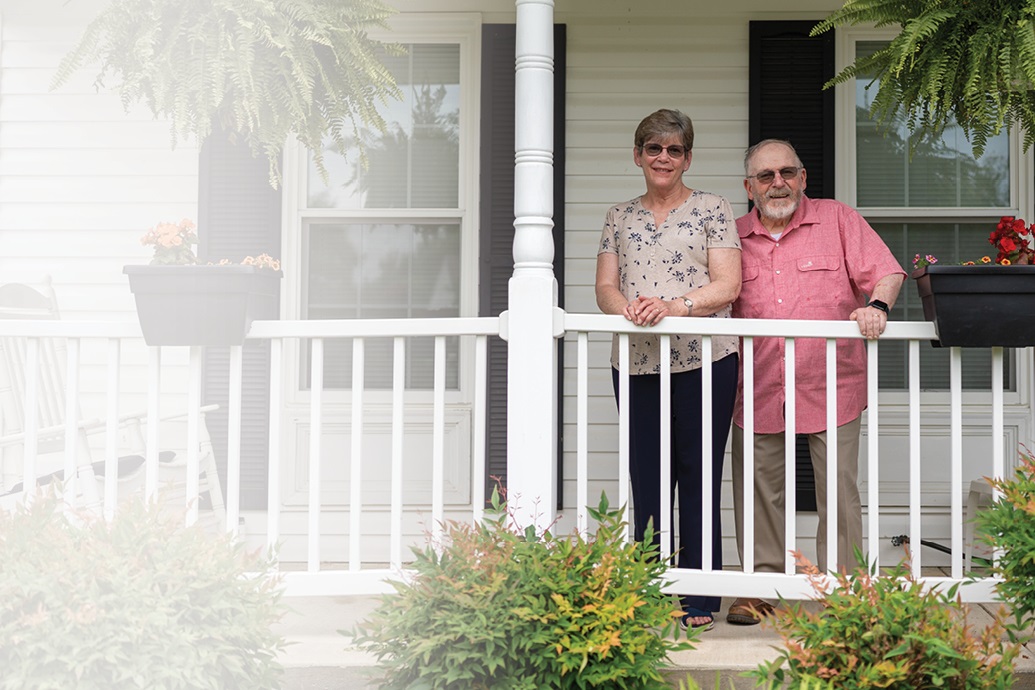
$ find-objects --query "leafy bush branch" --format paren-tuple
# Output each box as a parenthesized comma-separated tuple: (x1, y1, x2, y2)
(356, 490, 694, 689)
(979, 448, 1035, 637)
(0, 492, 286, 689)
(750, 551, 1017, 689)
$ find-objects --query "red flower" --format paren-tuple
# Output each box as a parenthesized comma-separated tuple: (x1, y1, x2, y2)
(989, 216, 1035, 265)
(916, 216, 1035, 267)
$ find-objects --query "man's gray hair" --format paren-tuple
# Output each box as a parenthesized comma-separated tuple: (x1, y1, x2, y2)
(743, 139, 803, 175)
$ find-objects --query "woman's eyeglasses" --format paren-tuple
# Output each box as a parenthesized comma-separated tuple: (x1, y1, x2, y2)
(746, 167, 801, 184)
(640, 143, 688, 159)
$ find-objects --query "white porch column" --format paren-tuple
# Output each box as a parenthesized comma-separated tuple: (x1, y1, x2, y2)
(507, 0, 558, 528)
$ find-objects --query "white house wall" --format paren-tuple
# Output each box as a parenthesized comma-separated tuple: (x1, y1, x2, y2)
(560, 4, 809, 556)
(1, 0, 1030, 566)
(0, 3, 198, 426)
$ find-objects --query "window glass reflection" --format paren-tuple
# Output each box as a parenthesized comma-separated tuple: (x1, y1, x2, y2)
(307, 44, 461, 210)
(855, 41, 1009, 208)
(303, 222, 461, 390)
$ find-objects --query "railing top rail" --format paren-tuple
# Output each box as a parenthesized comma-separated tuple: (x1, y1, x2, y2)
(0, 320, 142, 338)
(247, 316, 502, 339)
(0, 317, 502, 341)
(0, 314, 945, 344)
(564, 313, 941, 342)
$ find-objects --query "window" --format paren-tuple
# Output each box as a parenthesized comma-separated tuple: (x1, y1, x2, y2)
(303, 220, 461, 390)
(842, 34, 1027, 391)
(292, 24, 478, 392)
(855, 41, 1010, 210)
(306, 44, 461, 211)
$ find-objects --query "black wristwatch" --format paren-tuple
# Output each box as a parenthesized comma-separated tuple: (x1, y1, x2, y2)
(868, 299, 890, 315)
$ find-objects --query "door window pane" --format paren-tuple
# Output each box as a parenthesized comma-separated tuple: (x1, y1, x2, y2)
(855, 41, 1010, 209)
(303, 222, 461, 390)
(307, 44, 461, 210)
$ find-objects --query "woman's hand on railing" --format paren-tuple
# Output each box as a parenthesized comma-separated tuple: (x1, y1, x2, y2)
(628, 296, 676, 326)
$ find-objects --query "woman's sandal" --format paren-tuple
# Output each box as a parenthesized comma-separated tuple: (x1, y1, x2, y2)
(679, 607, 715, 632)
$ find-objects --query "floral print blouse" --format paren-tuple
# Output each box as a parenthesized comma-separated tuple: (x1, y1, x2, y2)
(598, 190, 740, 375)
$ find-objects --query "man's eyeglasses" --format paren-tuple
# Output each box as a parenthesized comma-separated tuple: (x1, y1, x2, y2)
(640, 143, 689, 159)
(746, 166, 801, 184)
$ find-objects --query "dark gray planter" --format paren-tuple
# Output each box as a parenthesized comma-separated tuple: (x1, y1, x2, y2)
(124, 264, 281, 346)
(911, 264, 1035, 347)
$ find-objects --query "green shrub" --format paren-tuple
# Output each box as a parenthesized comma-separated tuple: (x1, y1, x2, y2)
(356, 491, 694, 689)
(978, 449, 1035, 632)
(0, 492, 286, 689)
(750, 552, 1017, 690)
(679, 673, 828, 690)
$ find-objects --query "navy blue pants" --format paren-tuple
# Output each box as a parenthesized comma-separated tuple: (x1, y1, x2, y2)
(612, 353, 738, 613)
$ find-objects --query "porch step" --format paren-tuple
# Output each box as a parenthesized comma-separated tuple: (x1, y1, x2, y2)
(276, 596, 1035, 689)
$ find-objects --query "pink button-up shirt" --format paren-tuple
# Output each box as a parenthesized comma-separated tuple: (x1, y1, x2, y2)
(733, 196, 905, 434)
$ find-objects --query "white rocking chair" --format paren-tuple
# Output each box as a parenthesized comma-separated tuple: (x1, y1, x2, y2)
(0, 278, 225, 529)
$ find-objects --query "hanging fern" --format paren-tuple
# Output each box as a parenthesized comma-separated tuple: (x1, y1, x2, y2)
(53, 0, 403, 187)
(813, 0, 1035, 157)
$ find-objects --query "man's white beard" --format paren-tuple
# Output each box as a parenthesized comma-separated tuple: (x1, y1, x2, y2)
(759, 192, 799, 222)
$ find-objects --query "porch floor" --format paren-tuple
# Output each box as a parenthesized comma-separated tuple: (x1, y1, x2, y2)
(275, 591, 1035, 689)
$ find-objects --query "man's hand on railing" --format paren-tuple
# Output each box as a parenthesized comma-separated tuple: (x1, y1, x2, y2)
(849, 304, 888, 340)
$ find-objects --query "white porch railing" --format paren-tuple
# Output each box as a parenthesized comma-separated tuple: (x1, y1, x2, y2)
(247, 317, 500, 595)
(0, 315, 1017, 602)
(565, 315, 1013, 603)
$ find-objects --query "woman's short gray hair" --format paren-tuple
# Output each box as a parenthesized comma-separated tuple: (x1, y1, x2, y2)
(634, 109, 694, 151)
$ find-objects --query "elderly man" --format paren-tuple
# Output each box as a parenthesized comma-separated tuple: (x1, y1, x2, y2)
(727, 139, 906, 626)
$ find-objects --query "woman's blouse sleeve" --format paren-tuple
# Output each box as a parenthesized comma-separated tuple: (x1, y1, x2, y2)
(708, 195, 741, 250)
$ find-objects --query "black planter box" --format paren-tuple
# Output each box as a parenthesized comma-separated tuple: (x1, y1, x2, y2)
(911, 264, 1035, 347)
(124, 265, 282, 346)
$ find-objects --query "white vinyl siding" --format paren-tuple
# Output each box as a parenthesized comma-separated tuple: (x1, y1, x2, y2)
(0, 23, 198, 316)
(560, 13, 752, 513)
(0, 17, 199, 418)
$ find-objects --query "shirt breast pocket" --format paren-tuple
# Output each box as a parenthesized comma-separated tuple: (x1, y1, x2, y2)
(796, 254, 843, 307)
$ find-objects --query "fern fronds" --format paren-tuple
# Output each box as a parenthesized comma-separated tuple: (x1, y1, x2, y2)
(815, 0, 1035, 157)
(52, 0, 403, 188)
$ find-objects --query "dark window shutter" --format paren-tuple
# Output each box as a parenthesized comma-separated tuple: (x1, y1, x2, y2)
(750, 21, 834, 511)
(197, 130, 282, 510)
(480, 24, 566, 506)
(749, 21, 834, 200)
(553, 25, 566, 510)
(479, 24, 514, 501)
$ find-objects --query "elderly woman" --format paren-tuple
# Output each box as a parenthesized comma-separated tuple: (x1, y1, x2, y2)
(595, 109, 741, 630)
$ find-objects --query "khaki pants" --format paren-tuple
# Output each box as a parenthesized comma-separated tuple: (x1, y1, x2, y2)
(732, 417, 862, 573)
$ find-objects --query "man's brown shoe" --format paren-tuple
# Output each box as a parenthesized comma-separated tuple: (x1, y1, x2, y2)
(727, 597, 775, 625)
